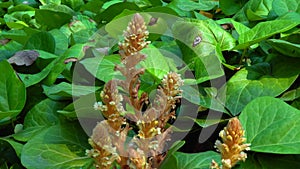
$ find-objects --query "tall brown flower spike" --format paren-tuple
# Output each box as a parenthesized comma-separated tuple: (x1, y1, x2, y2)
(119, 13, 150, 58)
(211, 117, 251, 169)
(88, 13, 183, 169)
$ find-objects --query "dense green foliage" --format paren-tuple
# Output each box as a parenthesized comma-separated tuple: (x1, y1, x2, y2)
(0, 0, 300, 168)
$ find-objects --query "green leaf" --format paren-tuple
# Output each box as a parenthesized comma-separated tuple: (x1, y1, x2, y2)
(144, 6, 178, 16)
(278, 12, 300, 23)
(194, 118, 227, 128)
(1, 30, 29, 45)
(35, 4, 74, 29)
(24, 32, 56, 53)
(94, 2, 140, 24)
(19, 63, 53, 87)
(232, 0, 273, 24)
(181, 85, 201, 105)
(24, 99, 66, 128)
(280, 87, 300, 101)
(0, 138, 23, 157)
(21, 123, 92, 169)
(168, 0, 218, 12)
(71, 29, 94, 44)
(42, 82, 100, 100)
(49, 29, 69, 55)
(18, 50, 59, 87)
(0, 139, 22, 167)
(80, 54, 122, 83)
(231, 20, 251, 36)
(159, 141, 185, 168)
(63, 43, 87, 60)
(57, 102, 77, 120)
(219, 56, 300, 115)
(220, 0, 248, 15)
(236, 19, 299, 49)
(173, 18, 235, 84)
(240, 96, 300, 154)
(14, 0, 39, 7)
(12, 99, 67, 141)
(273, 0, 300, 16)
(43, 43, 89, 85)
(160, 151, 220, 169)
(0, 60, 26, 125)
(291, 98, 300, 110)
(241, 152, 300, 169)
(175, 18, 236, 51)
(80, 0, 104, 13)
(39, 0, 61, 5)
(68, 15, 96, 34)
(198, 87, 228, 113)
(0, 41, 23, 61)
(246, 0, 273, 21)
(62, 0, 84, 11)
(267, 39, 300, 57)
(140, 45, 170, 79)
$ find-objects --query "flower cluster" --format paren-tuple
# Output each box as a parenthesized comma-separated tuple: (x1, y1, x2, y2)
(88, 13, 183, 169)
(119, 13, 150, 58)
(211, 117, 251, 169)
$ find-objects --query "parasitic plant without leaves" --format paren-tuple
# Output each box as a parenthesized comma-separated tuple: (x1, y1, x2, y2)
(211, 117, 250, 169)
(87, 13, 183, 169)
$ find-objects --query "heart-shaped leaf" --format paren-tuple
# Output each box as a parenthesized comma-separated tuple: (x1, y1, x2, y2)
(240, 96, 300, 154)
(219, 56, 300, 115)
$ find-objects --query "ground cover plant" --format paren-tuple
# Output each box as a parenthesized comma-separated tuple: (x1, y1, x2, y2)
(0, 0, 300, 169)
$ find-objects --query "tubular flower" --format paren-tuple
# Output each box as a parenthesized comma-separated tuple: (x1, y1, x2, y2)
(211, 117, 251, 169)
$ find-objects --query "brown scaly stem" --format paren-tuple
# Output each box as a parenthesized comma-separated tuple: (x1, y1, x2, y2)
(88, 13, 183, 169)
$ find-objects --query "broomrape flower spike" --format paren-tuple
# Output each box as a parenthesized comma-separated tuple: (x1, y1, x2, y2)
(119, 13, 150, 58)
(88, 13, 183, 169)
(211, 117, 251, 169)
